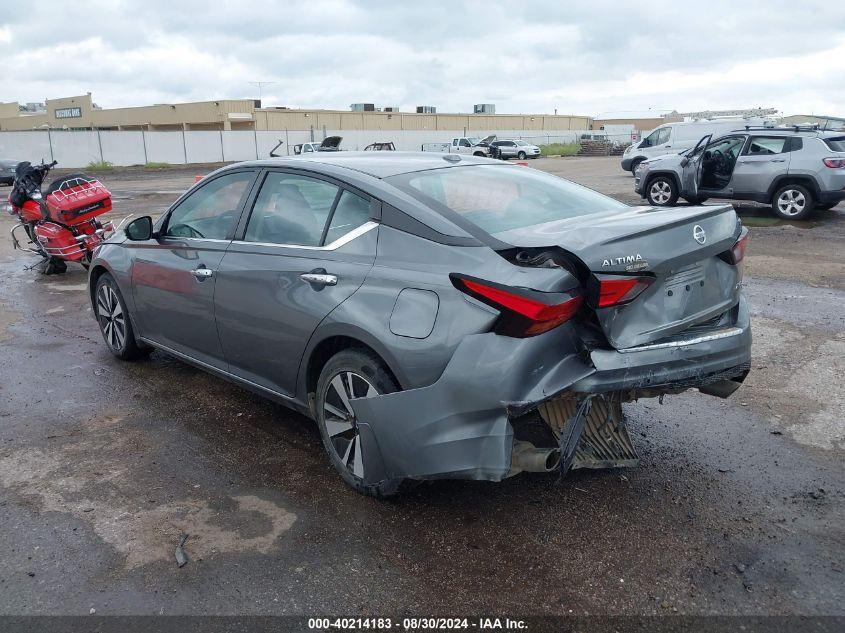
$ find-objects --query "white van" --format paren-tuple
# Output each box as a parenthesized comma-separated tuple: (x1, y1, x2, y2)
(621, 119, 774, 173)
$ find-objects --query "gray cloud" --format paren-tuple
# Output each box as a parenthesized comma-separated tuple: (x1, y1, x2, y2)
(1, 0, 843, 116)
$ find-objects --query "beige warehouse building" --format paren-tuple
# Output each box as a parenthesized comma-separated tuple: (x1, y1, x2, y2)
(0, 93, 591, 133)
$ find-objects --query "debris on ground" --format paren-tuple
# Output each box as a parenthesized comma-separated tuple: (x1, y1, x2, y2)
(175, 533, 189, 568)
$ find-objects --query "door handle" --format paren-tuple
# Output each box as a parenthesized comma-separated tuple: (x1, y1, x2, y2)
(769, 159, 787, 163)
(300, 272, 338, 287)
(190, 267, 214, 280)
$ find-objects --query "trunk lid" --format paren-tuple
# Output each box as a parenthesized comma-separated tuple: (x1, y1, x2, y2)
(495, 204, 743, 349)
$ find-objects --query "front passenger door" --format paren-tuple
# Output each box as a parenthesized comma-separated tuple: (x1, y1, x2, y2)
(130, 170, 256, 368)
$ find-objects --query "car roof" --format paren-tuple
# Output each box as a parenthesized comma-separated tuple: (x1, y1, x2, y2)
(727, 127, 842, 138)
(232, 151, 498, 179)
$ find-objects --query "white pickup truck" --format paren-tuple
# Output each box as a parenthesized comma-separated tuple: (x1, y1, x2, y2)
(421, 135, 494, 156)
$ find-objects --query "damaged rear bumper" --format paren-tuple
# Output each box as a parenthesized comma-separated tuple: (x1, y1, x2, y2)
(350, 297, 752, 488)
(571, 297, 751, 396)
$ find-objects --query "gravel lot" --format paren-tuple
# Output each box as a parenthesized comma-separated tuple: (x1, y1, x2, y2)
(0, 157, 842, 618)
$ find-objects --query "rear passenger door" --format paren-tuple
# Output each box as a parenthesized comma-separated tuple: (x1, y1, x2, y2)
(213, 169, 379, 398)
(730, 136, 793, 194)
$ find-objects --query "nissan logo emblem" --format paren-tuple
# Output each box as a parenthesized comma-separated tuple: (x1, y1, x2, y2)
(693, 225, 706, 244)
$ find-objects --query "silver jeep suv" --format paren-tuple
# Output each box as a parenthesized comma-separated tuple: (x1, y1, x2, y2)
(634, 127, 845, 219)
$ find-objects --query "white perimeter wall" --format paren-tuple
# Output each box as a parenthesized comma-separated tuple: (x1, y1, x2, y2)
(0, 129, 598, 168)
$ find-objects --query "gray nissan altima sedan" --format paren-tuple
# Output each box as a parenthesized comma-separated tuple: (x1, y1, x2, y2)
(88, 152, 751, 497)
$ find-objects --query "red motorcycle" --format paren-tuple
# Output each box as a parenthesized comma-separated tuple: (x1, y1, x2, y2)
(7, 161, 114, 274)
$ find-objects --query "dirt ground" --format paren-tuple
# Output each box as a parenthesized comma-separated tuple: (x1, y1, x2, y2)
(0, 157, 842, 618)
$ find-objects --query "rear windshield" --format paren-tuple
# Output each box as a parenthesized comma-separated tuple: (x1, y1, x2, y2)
(824, 136, 845, 152)
(387, 165, 627, 235)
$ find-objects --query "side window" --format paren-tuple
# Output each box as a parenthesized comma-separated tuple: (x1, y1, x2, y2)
(452, 139, 459, 146)
(746, 136, 788, 155)
(165, 171, 253, 240)
(641, 129, 660, 147)
(786, 137, 803, 152)
(244, 172, 339, 246)
(708, 136, 745, 158)
(459, 139, 471, 148)
(324, 191, 372, 244)
(655, 127, 671, 145)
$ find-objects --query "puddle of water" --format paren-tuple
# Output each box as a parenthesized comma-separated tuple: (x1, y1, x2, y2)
(739, 215, 817, 229)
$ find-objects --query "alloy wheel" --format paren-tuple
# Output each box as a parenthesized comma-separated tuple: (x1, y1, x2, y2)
(776, 189, 806, 217)
(322, 371, 380, 480)
(649, 180, 672, 204)
(97, 284, 126, 351)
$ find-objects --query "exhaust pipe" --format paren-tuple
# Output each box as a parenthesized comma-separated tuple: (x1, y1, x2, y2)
(508, 440, 561, 476)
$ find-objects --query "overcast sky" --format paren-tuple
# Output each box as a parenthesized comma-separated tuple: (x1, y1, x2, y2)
(1, 0, 843, 117)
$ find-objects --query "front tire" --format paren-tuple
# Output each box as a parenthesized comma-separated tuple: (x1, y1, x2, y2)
(95, 273, 150, 360)
(517, 151, 527, 160)
(630, 158, 643, 175)
(646, 176, 679, 206)
(772, 184, 813, 220)
(473, 151, 485, 157)
(315, 348, 403, 498)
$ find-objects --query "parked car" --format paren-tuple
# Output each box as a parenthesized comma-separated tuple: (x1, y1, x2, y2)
(0, 159, 20, 185)
(489, 139, 541, 160)
(90, 152, 751, 497)
(364, 142, 395, 151)
(293, 136, 342, 155)
(421, 136, 493, 156)
(635, 127, 845, 219)
(621, 118, 775, 174)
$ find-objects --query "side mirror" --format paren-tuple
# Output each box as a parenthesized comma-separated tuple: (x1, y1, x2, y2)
(680, 157, 690, 167)
(125, 215, 154, 241)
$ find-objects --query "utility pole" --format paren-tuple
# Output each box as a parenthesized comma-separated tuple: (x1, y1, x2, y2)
(248, 81, 276, 104)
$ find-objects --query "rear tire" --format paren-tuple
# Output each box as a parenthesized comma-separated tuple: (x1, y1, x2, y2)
(315, 348, 403, 498)
(646, 176, 679, 206)
(772, 184, 813, 220)
(95, 273, 150, 360)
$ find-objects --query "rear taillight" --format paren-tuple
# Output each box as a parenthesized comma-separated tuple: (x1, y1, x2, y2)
(719, 228, 749, 265)
(823, 157, 845, 168)
(593, 275, 654, 308)
(730, 230, 749, 264)
(451, 274, 583, 337)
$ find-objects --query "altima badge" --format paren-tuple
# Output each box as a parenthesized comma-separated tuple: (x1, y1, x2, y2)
(602, 253, 643, 267)
(693, 225, 706, 244)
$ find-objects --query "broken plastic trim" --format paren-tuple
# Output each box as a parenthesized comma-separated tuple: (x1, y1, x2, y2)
(617, 326, 743, 353)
